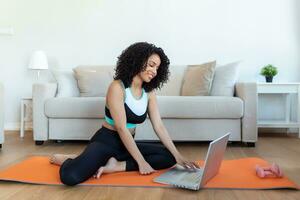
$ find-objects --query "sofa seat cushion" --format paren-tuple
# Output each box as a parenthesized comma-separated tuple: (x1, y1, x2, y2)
(45, 97, 105, 118)
(157, 96, 243, 119)
(45, 96, 243, 119)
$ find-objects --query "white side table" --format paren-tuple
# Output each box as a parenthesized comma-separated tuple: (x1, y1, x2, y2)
(257, 83, 300, 138)
(20, 97, 33, 138)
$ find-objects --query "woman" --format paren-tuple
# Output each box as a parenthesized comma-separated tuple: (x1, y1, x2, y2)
(50, 42, 199, 186)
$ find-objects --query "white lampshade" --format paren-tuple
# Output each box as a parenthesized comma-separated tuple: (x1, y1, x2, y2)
(28, 51, 48, 70)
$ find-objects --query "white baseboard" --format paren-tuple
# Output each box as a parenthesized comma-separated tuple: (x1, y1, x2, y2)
(4, 122, 33, 131)
(258, 128, 298, 134)
(4, 122, 298, 133)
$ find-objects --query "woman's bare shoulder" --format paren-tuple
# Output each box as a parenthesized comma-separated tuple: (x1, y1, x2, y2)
(107, 80, 124, 96)
(148, 90, 156, 97)
(108, 80, 122, 90)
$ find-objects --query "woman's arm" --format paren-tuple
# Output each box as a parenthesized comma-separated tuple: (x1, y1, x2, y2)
(147, 91, 180, 158)
(147, 91, 199, 169)
(107, 81, 155, 174)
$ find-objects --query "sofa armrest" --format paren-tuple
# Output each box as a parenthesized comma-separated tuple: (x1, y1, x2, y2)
(33, 83, 57, 141)
(235, 82, 257, 143)
(0, 83, 4, 145)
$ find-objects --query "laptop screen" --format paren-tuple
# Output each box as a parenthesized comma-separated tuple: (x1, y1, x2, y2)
(200, 133, 230, 187)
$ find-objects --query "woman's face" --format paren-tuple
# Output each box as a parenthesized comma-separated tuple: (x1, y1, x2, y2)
(139, 54, 161, 83)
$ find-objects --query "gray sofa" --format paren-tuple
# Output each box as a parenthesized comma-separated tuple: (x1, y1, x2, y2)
(0, 82, 4, 148)
(33, 65, 257, 146)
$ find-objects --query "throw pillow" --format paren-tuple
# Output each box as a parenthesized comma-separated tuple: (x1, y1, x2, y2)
(73, 66, 113, 97)
(181, 61, 216, 96)
(210, 61, 240, 96)
(51, 69, 80, 97)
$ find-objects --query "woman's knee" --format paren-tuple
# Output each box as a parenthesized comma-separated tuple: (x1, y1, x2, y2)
(161, 147, 176, 160)
(154, 148, 177, 169)
(163, 155, 177, 168)
(59, 161, 82, 186)
(59, 142, 116, 186)
(60, 172, 80, 186)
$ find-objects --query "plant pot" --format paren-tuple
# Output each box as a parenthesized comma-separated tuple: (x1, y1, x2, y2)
(265, 76, 273, 82)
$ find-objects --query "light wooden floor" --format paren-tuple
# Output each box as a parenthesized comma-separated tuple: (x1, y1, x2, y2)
(0, 131, 299, 200)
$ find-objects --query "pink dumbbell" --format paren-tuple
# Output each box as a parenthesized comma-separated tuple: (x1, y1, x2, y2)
(255, 163, 283, 178)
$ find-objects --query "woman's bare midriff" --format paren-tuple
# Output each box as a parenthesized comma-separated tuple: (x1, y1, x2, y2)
(102, 121, 136, 136)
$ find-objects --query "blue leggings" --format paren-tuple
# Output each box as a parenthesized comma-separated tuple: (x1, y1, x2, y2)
(59, 126, 176, 186)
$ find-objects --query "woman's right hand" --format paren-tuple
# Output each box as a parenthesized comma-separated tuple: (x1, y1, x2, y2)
(138, 161, 156, 175)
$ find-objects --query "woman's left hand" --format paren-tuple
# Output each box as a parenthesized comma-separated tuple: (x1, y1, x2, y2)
(175, 154, 200, 170)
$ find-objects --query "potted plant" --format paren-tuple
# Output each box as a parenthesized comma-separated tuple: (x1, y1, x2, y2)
(260, 64, 278, 82)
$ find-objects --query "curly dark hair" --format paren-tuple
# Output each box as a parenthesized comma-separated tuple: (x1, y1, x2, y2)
(114, 42, 170, 92)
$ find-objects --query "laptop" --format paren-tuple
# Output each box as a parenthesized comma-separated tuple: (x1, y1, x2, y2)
(153, 132, 230, 190)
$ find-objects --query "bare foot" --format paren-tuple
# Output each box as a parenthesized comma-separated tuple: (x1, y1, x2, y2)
(49, 154, 77, 166)
(94, 157, 125, 179)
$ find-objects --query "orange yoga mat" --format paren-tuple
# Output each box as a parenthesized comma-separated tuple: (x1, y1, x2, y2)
(0, 156, 299, 190)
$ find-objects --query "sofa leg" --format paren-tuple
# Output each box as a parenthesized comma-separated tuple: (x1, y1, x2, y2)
(246, 142, 256, 147)
(35, 141, 44, 145)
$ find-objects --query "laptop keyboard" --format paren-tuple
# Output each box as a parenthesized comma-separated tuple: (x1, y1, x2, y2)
(181, 168, 204, 182)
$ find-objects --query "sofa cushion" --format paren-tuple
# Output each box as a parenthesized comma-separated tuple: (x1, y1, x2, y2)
(51, 69, 80, 97)
(156, 65, 186, 96)
(181, 61, 216, 96)
(210, 61, 240, 96)
(73, 66, 114, 97)
(157, 96, 243, 119)
(45, 96, 243, 119)
(45, 97, 105, 118)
